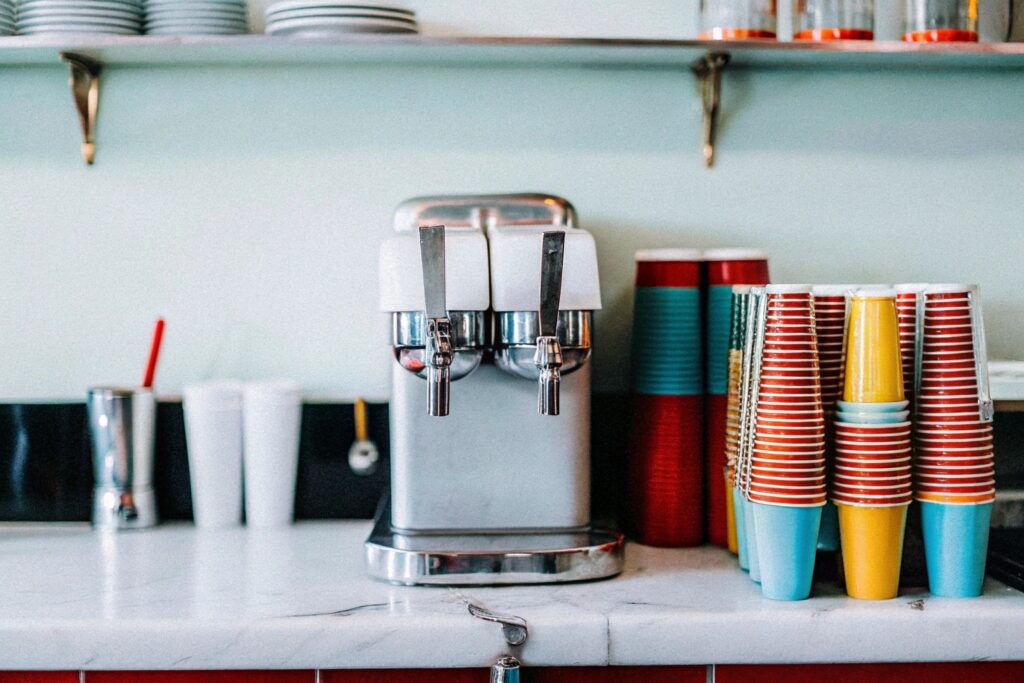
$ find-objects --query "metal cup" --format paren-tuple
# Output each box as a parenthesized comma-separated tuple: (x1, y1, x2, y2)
(87, 386, 159, 530)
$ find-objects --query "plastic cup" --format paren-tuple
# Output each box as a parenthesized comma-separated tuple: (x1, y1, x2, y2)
(843, 292, 904, 403)
(837, 503, 908, 600)
(183, 380, 244, 529)
(835, 410, 910, 424)
(920, 501, 992, 598)
(731, 486, 749, 570)
(837, 400, 909, 413)
(726, 473, 739, 555)
(744, 498, 761, 582)
(752, 503, 822, 600)
(242, 380, 302, 528)
(818, 501, 840, 551)
(917, 490, 996, 504)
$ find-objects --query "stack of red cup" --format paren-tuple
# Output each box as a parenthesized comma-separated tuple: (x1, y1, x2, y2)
(833, 420, 914, 506)
(811, 285, 851, 551)
(914, 285, 995, 505)
(749, 286, 828, 508)
(914, 284, 995, 598)
(811, 285, 848, 410)
(895, 283, 928, 409)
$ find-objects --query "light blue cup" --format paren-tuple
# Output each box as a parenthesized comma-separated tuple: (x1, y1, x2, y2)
(752, 503, 822, 601)
(837, 400, 910, 413)
(743, 498, 761, 583)
(835, 410, 910, 424)
(921, 501, 993, 598)
(733, 486, 749, 571)
(817, 501, 840, 551)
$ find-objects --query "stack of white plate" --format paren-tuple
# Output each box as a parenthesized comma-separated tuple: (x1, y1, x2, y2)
(0, 0, 14, 35)
(16, 0, 143, 35)
(264, 1, 417, 37)
(143, 0, 248, 35)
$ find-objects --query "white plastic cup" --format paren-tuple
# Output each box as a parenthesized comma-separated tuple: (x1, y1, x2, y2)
(183, 380, 244, 529)
(243, 380, 302, 528)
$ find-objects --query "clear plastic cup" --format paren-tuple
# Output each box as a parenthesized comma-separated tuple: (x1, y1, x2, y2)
(904, 0, 978, 41)
(794, 0, 874, 40)
(700, 0, 778, 38)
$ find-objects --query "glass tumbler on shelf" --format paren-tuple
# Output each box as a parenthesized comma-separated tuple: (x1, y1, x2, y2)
(700, 0, 778, 39)
(904, 0, 979, 42)
(794, 0, 875, 40)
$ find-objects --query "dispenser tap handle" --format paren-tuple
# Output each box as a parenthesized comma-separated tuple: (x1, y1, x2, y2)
(419, 225, 453, 417)
(535, 232, 566, 416)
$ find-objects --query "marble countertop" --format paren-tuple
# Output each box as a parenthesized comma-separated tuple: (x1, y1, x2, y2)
(1, 521, 1023, 670)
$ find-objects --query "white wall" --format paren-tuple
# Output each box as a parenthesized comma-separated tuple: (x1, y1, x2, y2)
(1, 4, 1023, 401)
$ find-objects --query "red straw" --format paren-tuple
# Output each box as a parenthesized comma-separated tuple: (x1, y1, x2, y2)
(141, 318, 165, 388)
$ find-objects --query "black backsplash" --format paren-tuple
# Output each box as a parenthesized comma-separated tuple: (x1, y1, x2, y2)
(0, 401, 390, 522)
(0, 397, 1018, 524)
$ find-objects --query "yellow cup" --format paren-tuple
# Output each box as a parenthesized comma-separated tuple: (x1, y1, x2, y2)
(725, 472, 738, 554)
(837, 503, 908, 600)
(843, 292, 905, 403)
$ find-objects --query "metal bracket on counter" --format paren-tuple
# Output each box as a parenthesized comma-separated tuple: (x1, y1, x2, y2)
(59, 52, 102, 165)
(691, 52, 730, 169)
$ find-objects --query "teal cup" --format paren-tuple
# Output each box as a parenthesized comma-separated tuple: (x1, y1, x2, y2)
(921, 501, 992, 598)
(734, 486, 749, 571)
(752, 503, 822, 601)
(835, 410, 910, 424)
(744, 498, 762, 583)
(817, 501, 840, 551)
(837, 400, 910, 413)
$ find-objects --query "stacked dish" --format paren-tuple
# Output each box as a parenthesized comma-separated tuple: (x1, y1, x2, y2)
(1, 0, 14, 35)
(16, 0, 143, 35)
(143, 0, 248, 35)
(264, 1, 417, 37)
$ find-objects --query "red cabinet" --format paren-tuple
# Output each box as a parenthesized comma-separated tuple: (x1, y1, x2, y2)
(321, 666, 706, 683)
(716, 662, 1024, 683)
(0, 675, 79, 683)
(86, 674, 313, 683)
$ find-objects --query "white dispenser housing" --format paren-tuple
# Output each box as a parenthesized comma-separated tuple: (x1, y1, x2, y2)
(366, 194, 624, 586)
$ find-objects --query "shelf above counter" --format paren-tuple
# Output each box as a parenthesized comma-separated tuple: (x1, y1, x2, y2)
(1, 34, 1024, 69)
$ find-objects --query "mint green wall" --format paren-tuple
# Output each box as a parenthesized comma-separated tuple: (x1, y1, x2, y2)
(1, 54, 1023, 399)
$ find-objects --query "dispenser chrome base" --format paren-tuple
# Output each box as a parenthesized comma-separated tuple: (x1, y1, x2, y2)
(365, 507, 625, 586)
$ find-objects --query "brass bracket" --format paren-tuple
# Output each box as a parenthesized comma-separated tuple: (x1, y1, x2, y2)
(60, 52, 103, 165)
(691, 52, 730, 169)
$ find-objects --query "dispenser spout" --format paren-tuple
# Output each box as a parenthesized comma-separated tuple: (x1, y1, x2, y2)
(535, 232, 566, 416)
(419, 225, 453, 417)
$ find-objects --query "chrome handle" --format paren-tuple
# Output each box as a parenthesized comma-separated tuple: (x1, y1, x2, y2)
(467, 603, 528, 646)
(535, 232, 566, 416)
(426, 317, 452, 417)
(490, 656, 521, 683)
(535, 337, 562, 415)
(419, 225, 452, 417)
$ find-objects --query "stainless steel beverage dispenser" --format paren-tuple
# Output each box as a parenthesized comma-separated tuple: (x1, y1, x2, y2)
(365, 193, 624, 585)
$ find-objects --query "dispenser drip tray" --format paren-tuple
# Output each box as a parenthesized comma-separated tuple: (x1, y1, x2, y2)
(365, 508, 626, 586)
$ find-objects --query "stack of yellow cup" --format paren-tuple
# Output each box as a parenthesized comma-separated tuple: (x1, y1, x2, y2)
(833, 290, 912, 600)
